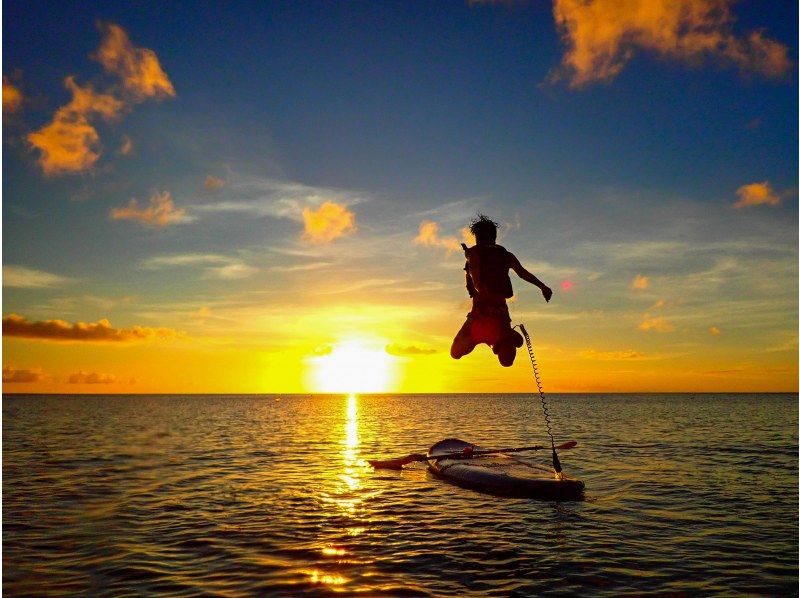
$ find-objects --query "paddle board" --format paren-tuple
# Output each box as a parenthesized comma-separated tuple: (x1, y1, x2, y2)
(427, 438, 584, 500)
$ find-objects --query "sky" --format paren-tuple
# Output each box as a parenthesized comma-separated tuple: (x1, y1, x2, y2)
(2, 0, 797, 394)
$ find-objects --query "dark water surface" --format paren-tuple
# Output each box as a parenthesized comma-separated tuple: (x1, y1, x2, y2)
(3, 393, 798, 596)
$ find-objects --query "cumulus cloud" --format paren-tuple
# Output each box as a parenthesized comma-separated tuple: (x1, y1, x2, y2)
(552, 0, 792, 88)
(2, 313, 179, 342)
(385, 343, 437, 356)
(302, 201, 357, 243)
(204, 175, 226, 189)
(414, 220, 462, 253)
(3, 76, 23, 113)
(27, 23, 174, 176)
(631, 274, 649, 289)
(3, 265, 71, 289)
(68, 371, 116, 384)
(638, 315, 675, 332)
(27, 77, 124, 175)
(578, 349, 645, 360)
(93, 22, 176, 101)
(733, 181, 780, 209)
(111, 190, 187, 227)
(3, 365, 46, 383)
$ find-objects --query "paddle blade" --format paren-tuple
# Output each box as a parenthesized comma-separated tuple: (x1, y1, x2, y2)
(556, 440, 578, 450)
(368, 458, 406, 470)
(368, 453, 426, 470)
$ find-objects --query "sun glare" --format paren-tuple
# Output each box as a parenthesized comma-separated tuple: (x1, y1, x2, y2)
(311, 340, 395, 393)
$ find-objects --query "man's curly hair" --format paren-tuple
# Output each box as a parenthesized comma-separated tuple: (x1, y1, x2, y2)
(469, 213, 499, 243)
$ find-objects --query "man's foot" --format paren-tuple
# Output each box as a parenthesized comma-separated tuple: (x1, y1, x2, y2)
(512, 329, 524, 348)
(497, 346, 516, 367)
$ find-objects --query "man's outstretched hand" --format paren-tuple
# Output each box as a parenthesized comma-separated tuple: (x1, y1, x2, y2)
(542, 286, 553, 303)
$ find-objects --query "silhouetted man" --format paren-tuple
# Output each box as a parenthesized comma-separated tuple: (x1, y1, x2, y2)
(451, 214, 552, 367)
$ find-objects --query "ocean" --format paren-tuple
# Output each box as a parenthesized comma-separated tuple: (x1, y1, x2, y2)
(3, 393, 797, 596)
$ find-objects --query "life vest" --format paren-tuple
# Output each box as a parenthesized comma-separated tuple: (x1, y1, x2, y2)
(464, 244, 513, 299)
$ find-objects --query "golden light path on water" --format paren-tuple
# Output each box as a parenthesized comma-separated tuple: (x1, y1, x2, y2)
(307, 394, 366, 588)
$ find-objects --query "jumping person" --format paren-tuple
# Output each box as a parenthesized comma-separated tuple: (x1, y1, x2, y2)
(450, 214, 552, 367)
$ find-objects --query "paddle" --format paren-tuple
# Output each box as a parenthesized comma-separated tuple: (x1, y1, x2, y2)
(368, 440, 577, 470)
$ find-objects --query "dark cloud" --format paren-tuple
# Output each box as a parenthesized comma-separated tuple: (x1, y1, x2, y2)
(3, 313, 179, 342)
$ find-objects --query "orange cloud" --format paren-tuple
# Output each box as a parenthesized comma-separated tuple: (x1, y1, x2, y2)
(414, 220, 461, 253)
(3, 365, 46, 383)
(302, 201, 357, 243)
(111, 190, 187, 227)
(68, 371, 117, 384)
(709, 325, 721, 335)
(733, 181, 780, 209)
(27, 76, 124, 175)
(3, 76, 23, 113)
(204, 175, 226, 189)
(638, 315, 675, 332)
(632, 274, 649, 289)
(552, 0, 791, 87)
(385, 343, 437, 356)
(3, 313, 179, 342)
(94, 22, 176, 101)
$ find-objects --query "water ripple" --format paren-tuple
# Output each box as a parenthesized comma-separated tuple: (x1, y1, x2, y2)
(3, 393, 797, 595)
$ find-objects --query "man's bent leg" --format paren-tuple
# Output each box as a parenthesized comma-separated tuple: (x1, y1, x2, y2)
(450, 318, 477, 359)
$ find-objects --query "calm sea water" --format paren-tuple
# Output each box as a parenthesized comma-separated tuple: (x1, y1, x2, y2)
(3, 393, 798, 596)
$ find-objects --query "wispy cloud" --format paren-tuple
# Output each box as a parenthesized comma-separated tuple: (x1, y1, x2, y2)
(578, 349, 645, 360)
(68, 371, 117, 384)
(551, 0, 791, 88)
(192, 176, 367, 220)
(206, 263, 258, 280)
(302, 201, 357, 243)
(111, 190, 188, 227)
(204, 175, 226, 189)
(141, 253, 232, 268)
(3, 265, 72, 289)
(3, 313, 180, 342)
(93, 22, 176, 101)
(3, 365, 46, 383)
(385, 343, 438, 356)
(638, 315, 675, 333)
(733, 181, 780, 209)
(140, 252, 257, 279)
(118, 135, 133, 155)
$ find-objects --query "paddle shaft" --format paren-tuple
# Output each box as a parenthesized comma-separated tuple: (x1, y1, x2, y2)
(424, 440, 577, 463)
(368, 440, 576, 469)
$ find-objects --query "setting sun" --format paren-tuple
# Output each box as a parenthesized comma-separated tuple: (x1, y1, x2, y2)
(310, 340, 396, 393)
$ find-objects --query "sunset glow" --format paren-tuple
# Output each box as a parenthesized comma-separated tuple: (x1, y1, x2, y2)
(2, 3, 796, 394)
(310, 342, 396, 394)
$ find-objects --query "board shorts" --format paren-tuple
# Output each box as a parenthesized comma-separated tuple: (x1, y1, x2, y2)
(450, 301, 523, 361)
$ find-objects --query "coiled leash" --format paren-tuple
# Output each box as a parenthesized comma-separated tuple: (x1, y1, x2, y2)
(516, 323, 563, 477)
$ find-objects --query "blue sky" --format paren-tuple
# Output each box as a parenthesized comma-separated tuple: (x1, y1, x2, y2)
(3, 0, 798, 392)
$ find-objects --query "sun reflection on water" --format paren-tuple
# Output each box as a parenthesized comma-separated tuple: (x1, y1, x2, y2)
(338, 394, 362, 508)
